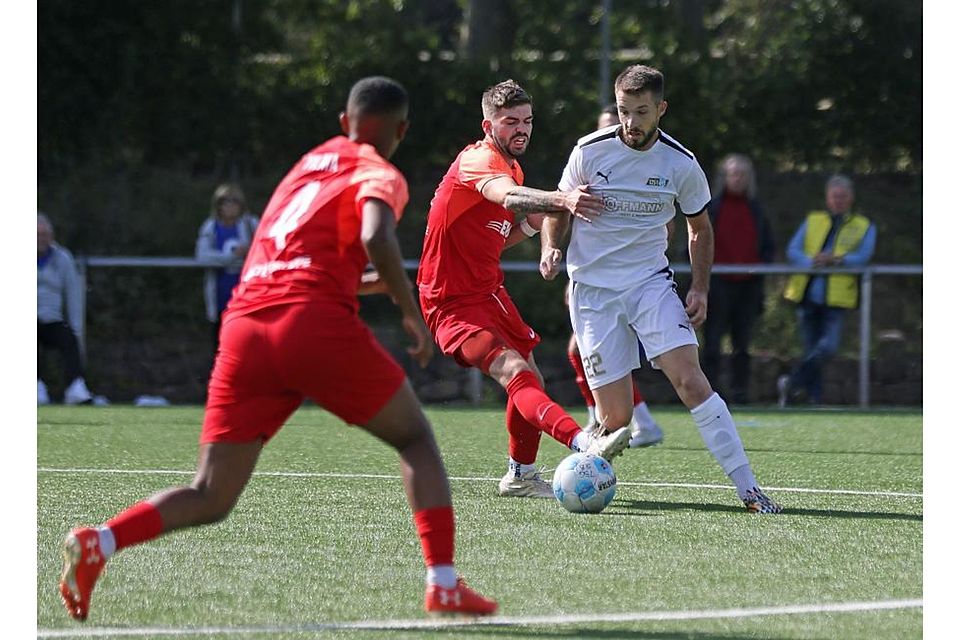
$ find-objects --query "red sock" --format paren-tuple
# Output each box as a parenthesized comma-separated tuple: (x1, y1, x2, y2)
(505, 370, 581, 448)
(632, 380, 644, 405)
(506, 396, 542, 464)
(413, 505, 455, 567)
(568, 351, 595, 407)
(105, 501, 164, 552)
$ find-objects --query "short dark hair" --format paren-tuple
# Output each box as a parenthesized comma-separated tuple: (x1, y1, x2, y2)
(346, 76, 409, 118)
(614, 65, 664, 102)
(481, 79, 532, 119)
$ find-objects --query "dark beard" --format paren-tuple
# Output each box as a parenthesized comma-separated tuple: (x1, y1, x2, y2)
(494, 134, 527, 159)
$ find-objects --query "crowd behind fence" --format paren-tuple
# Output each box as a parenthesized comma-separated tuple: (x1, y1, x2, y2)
(75, 257, 922, 408)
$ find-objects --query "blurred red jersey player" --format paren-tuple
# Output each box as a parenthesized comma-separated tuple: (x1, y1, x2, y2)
(58, 76, 496, 622)
(417, 79, 632, 500)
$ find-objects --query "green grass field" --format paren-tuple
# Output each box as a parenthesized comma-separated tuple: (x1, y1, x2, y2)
(37, 404, 922, 639)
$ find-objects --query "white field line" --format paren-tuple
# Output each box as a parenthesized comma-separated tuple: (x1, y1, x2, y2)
(36, 598, 923, 637)
(36, 467, 923, 499)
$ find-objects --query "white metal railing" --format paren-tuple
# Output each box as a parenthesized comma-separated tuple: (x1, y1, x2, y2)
(75, 257, 922, 408)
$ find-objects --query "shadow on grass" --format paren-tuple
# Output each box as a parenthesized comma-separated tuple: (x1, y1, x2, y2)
(608, 499, 922, 522)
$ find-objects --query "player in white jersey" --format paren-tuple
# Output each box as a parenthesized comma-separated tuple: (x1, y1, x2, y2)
(541, 65, 781, 514)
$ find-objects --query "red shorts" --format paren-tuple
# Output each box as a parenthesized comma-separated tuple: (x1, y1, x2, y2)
(420, 286, 540, 370)
(201, 302, 405, 444)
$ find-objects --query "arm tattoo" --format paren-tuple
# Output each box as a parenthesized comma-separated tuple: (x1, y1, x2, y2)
(503, 187, 565, 214)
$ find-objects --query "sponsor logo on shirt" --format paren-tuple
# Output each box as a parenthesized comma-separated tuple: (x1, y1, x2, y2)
(596, 170, 611, 184)
(646, 176, 669, 187)
(485, 219, 512, 238)
(601, 193, 666, 216)
(242, 256, 312, 282)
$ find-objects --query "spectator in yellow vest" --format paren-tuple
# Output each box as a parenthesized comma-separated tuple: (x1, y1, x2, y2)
(777, 175, 876, 406)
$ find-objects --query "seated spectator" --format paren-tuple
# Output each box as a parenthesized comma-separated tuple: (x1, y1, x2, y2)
(778, 174, 877, 406)
(37, 213, 94, 405)
(702, 153, 774, 404)
(194, 183, 259, 357)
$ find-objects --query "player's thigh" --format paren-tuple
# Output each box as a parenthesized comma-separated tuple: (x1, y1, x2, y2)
(570, 283, 640, 390)
(654, 343, 712, 406)
(359, 379, 434, 452)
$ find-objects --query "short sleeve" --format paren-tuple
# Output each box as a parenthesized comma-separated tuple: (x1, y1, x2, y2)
(676, 160, 711, 216)
(355, 166, 409, 219)
(558, 144, 585, 191)
(458, 145, 515, 193)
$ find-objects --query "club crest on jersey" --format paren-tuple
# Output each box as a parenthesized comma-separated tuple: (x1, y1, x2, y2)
(646, 176, 669, 187)
(485, 219, 512, 238)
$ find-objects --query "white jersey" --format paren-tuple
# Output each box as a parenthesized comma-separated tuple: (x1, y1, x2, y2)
(558, 125, 711, 289)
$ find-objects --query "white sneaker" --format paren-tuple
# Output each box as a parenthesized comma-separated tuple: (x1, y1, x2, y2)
(585, 426, 631, 462)
(38, 379, 50, 406)
(629, 421, 664, 448)
(498, 468, 555, 498)
(64, 377, 93, 405)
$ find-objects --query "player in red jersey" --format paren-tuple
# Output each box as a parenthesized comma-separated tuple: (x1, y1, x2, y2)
(58, 77, 496, 621)
(417, 79, 632, 500)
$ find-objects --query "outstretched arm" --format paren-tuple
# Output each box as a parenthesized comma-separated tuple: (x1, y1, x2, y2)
(480, 176, 603, 222)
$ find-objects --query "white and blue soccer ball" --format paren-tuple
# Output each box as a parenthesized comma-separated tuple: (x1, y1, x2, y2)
(552, 452, 617, 513)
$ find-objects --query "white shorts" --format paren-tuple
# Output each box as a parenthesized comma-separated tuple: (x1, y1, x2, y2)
(568, 269, 698, 390)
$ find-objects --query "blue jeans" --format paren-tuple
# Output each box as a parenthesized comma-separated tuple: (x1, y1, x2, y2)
(790, 304, 845, 403)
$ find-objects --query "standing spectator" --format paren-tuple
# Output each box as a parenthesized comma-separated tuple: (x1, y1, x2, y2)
(702, 154, 775, 404)
(195, 183, 259, 357)
(37, 213, 93, 405)
(778, 174, 876, 406)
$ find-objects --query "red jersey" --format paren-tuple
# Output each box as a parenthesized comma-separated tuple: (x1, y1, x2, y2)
(713, 192, 760, 282)
(225, 136, 408, 320)
(416, 139, 524, 305)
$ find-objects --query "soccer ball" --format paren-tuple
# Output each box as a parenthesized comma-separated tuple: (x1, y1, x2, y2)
(552, 452, 617, 513)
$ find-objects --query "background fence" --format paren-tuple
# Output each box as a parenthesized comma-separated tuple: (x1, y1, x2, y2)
(72, 258, 921, 408)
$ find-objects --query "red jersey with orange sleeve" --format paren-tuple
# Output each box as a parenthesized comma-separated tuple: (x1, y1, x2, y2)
(416, 138, 524, 306)
(224, 136, 408, 321)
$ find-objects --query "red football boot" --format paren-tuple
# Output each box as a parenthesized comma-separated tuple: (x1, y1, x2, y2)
(59, 528, 107, 621)
(424, 577, 498, 616)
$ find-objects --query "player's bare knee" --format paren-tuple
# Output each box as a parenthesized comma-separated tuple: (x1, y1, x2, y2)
(674, 373, 713, 407)
(489, 351, 530, 387)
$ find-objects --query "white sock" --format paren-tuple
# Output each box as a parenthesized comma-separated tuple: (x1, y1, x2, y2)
(97, 526, 116, 558)
(729, 465, 759, 500)
(427, 564, 457, 589)
(507, 458, 537, 477)
(691, 393, 753, 493)
(571, 431, 590, 452)
(632, 401, 657, 430)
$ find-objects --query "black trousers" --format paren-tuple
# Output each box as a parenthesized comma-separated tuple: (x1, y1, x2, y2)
(702, 276, 765, 403)
(38, 321, 84, 383)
